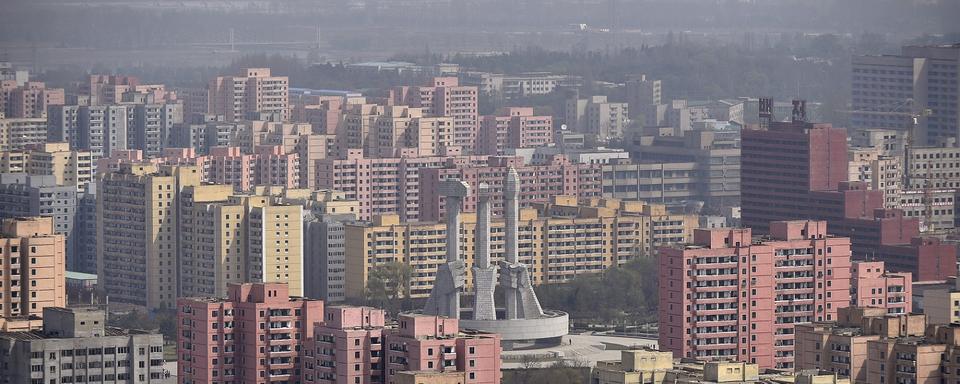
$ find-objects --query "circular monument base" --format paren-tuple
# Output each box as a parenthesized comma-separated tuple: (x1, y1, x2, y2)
(458, 309, 569, 351)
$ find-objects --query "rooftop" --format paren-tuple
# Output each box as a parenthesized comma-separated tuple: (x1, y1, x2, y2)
(0, 326, 149, 341)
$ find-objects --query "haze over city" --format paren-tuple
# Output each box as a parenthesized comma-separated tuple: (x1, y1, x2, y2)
(0, 0, 958, 383)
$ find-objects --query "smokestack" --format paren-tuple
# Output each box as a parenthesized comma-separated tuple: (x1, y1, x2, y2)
(504, 167, 520, 264)
(476, 183, 491, 269)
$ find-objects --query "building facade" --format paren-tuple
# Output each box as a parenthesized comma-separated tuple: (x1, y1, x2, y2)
(0, 307, 170, 384)
(0, 217, 66, 320)
(659, 221, 852, 369)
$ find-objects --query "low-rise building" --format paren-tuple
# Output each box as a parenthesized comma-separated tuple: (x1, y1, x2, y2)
(0, 306, 170, 383)
(850, 261, 912, 315)
(592, 349, 850, 384)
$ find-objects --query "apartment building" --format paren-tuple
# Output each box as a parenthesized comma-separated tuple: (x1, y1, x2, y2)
(345, 196, 691, 300)
(564, 94, 629, 141)
(0, 307, 170, 384)
(0, 174, 80, 270)
(301, 306, 502, 384)
(847, 145, 901, 208)
(304, 306, 388, 384)
(0, 81, 64, 118)
(382, 314, 501, 384)
(0, 217, 66, 321)
(299, 191, 360, 303)
(177, 283, 324, 384)
(625, 74, 662, 114)
(418, 154, 602, 222)
(0, 117, 47, 151)
(208, 68, 289, 122)
(47, 105, 129, 163)
(393, 77, 478, 153)
(659, 220, 852, 369)
(477, 107, 553, 155)
(315, 150, 489, 221)
(0, 143, 94, 191)
(96, 163, 201, 309)
(795, 307, 960, 384)
(849, 261, 911, 315)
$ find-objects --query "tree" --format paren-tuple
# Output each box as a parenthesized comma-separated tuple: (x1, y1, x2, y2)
(364, 262, 412, 315)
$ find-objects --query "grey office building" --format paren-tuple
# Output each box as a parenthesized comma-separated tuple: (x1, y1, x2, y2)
(852, 44, 960, 146)
(0, 173, 79, 270)
(0, 307, 171, 384)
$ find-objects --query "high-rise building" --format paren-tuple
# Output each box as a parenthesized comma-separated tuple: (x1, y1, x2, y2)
(208, 68, 289, 122)
(564, 94, 629, 141)
(0, 81, 64, 118)
(177, 283, 324, 384)
(0, 217, 66, 321)
(375, 106, 455, 158)
(393, 77, 478, 153)
(298, 305, 504, 384)
(741, 121, 849, 232)
(97, 163, 201, 309)
(477, 107, 553, 155)
(851, 44, 960, 146)
(47, 105, 129, 164)
(299, 190, 360, 303)
(76, 183, 97, 274)
(0, 174, 79, 270)
(847, 145, 901, 208)
(740, 117, 957, 281)
(178, 185, 308, 298)
(0, 307, 171, 384)
(658, 220, 851, 369)
(625, 74, 662, 116)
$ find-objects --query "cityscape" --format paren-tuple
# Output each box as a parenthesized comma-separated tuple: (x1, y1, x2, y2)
(0, 0, 959, 383)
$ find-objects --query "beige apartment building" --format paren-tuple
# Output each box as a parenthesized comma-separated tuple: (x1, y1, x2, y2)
(344, 196, 694, 300)
(97, 163, 201, 309)
(0, 143, 94, 191)
(177, 185, 310, 297)
(0, 217, 66, 323)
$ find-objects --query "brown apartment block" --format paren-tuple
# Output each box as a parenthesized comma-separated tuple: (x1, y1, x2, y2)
(0, 217, 66, 324)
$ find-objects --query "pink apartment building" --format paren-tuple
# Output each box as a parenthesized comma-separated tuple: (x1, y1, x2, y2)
(97, 145, 299, 191)
(1, 81, 64, 118)
(383, 314, 501, 384)
(418, 154, 603, 221)
(658, 220, 852, 369)
(477, 107, 554, 155)
(850, 261, 911, 315)
(254, 145, 299, 189)
(207, 146, 257, 191)
(304, 306, 388, 384)
(315, 150, 489, 221)
(393, 77, 478, 153)
(177, 282, 325, 384)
